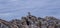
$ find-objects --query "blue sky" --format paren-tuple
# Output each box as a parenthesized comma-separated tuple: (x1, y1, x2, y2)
(0, 0, 60, 21)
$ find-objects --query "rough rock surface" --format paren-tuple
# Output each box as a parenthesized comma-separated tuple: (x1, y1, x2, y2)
(0, 12, 60, 28)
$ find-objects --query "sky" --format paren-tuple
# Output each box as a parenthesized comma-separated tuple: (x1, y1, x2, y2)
(0, 0, 60, 21)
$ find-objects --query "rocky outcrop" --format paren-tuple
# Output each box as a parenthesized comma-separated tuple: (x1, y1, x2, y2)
(0, 12, 60, 28)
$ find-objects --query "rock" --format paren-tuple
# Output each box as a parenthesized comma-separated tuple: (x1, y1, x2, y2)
(0, 13, 60, 28)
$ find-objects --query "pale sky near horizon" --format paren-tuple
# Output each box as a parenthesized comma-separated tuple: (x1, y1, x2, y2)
(0, 0, 60, 21)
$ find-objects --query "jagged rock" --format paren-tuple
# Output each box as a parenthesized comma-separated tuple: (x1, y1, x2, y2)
(0, 13, 60, 28)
